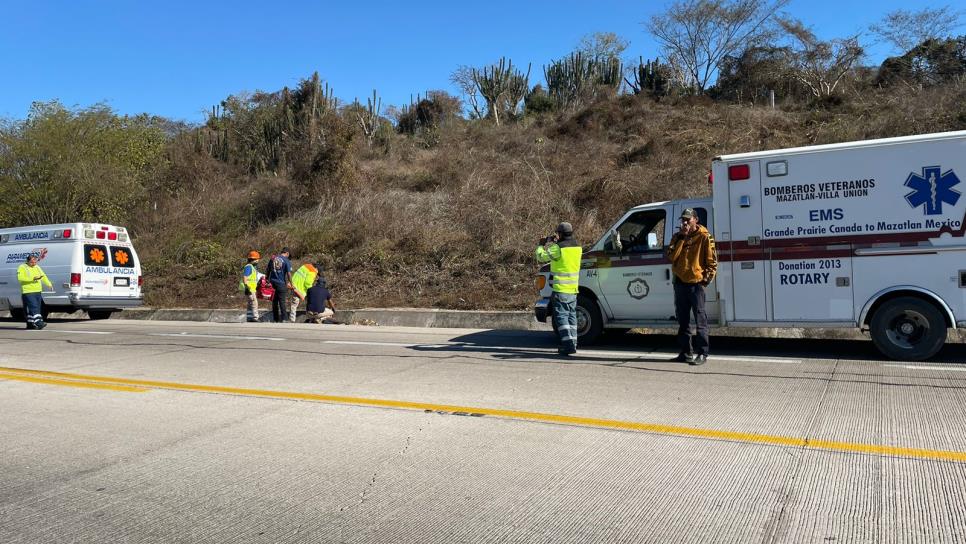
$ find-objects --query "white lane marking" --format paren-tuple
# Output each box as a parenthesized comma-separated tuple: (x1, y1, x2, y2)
(55, 330, 115, 335)
(322, 340, 800, 363)
(887, 364, 966, 372)
(150, 333, 284, 341)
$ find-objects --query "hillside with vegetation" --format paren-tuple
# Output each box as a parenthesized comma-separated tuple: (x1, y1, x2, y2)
(1, 1, 964, 310)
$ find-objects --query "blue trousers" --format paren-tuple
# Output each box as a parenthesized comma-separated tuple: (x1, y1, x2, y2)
(552, 292, 578, 352)
(22, 293, 44, 327)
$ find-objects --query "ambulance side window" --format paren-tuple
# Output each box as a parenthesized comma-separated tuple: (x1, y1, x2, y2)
(84, 244, 109, 266)
(693, 208, 709, 228)
(616, 210, 667, 254)
(110, 246, 135, 268)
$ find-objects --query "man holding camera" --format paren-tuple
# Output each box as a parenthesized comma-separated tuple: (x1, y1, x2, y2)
(536, 222, 582, 356)
(666, 208, 717, 365)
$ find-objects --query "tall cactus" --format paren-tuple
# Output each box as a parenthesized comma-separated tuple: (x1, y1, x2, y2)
(471, 57, 531, 125)
(626, 57, 671, 98)
(544, 52, 623, 111)
(354, 89, 382, 149)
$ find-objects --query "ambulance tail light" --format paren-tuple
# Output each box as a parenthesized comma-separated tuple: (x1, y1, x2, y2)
(95, 231, 105, 239)
(107, 232, 117, 241)
(728, 164, 750, 181)
(137, 276, 143, 287)
(70, 273, 81, 287)
(535, 275, 547, 291)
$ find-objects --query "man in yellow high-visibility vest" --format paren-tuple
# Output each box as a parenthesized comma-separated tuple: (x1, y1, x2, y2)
(239, 251, 261, 322)
(536, 222, 582, 356)
(17, 254, 53, 330)
(289, 263, 319, 323)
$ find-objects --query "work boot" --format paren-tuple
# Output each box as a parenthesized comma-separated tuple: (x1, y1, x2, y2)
(690, 354, 707, 366)
(36, 321, 47, 330)
(672, 352, 695, 363)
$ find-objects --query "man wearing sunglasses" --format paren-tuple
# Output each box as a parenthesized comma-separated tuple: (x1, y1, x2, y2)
(666, 208, 717, 365)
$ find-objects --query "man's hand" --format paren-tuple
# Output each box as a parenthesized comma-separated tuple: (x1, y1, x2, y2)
(539, 237, 548, 245)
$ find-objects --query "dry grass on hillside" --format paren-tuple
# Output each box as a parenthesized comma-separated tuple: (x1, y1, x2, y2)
(136, 83, 966, 310)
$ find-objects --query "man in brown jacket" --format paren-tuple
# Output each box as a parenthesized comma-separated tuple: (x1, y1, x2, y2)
(666, 208, 717, 365)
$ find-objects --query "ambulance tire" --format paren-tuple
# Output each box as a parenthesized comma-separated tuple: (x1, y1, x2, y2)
(88, 310, 113, 320)
(576, 294, 604, 346)
(870, 297, 946, 361)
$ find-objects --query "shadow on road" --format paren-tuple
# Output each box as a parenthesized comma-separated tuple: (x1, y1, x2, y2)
(438, 329, 966, 364)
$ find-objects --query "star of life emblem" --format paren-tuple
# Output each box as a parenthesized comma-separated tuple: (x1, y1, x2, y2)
(904, 166, 961, 215)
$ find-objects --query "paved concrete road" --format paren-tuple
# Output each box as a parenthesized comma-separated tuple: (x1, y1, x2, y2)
(1, 320, 965, 543)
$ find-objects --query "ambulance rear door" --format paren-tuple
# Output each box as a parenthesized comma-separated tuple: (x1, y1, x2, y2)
(81, 242, 114, 296)
(726, 160, 768, 321)
(107, 244, 138, 297)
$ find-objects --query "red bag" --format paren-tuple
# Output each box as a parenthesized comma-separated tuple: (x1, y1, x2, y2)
(256, 277, 275, 300)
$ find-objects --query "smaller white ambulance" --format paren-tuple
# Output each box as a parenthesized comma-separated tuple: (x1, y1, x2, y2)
(0, 223, 143, 320)
(534, 130, 966, 361)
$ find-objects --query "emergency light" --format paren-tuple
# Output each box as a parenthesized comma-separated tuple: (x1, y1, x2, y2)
(108, 232, 117, 241)
(728, 164, 750, 181)
(95, 231, 105, 239)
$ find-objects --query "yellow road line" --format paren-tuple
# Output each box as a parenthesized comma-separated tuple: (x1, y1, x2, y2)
(0, 372, 148, 393)
(1, 366, 964, 462)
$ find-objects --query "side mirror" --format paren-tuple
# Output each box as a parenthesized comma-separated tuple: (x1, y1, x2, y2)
(647, 232, 659, 250)
(609, 230, 623, 254)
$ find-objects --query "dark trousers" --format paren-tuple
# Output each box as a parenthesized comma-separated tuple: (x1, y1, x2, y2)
(271, 282, 289, 323)
(22, 293, 44, 327)
(674, 280, 709, 356)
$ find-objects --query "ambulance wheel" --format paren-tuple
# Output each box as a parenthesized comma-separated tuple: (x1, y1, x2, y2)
(88, 310, 113, 320)
(576, 294, 604, 345)
(870, 297, 946, 361)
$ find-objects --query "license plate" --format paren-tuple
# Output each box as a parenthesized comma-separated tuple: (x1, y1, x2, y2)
(114, 277, 130, 287)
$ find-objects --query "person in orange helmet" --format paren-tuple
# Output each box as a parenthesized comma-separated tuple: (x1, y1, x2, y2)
(239, 250, 262, 322)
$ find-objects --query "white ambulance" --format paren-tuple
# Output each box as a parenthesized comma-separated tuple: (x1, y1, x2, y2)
(0, 223, 143, 320)
(534, 130, 966, 360)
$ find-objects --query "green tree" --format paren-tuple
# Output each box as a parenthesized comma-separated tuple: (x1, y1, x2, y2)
(877, 36, 966, 87)
(0, 101, 167, 226)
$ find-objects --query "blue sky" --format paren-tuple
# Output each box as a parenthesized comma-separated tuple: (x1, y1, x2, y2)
(1, 0, 959, 123)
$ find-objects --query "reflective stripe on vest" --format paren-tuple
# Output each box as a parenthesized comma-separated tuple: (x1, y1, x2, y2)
(550, 246, 582, 294)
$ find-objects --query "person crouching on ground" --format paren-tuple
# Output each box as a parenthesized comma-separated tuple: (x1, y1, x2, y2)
(305, 276, 336, 324)
(535, 222, 582, 356)
(17, 254, 52, 330)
